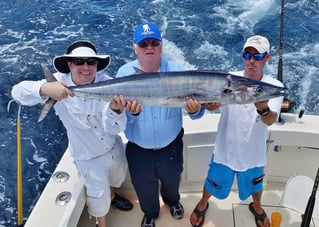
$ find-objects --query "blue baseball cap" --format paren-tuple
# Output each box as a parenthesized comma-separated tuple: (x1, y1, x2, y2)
(134, 22, 162, 44)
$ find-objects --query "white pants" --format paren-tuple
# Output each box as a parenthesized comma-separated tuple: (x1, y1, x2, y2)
(74, 136, 127, 217)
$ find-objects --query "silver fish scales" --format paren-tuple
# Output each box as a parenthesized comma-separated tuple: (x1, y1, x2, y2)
(38, 64, 286, 122)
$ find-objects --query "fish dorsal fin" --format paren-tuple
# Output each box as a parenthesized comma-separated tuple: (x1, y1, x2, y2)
(133, 66, 146, 74)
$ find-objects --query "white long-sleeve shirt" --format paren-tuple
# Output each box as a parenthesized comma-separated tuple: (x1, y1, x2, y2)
(11, 72, 127, 160)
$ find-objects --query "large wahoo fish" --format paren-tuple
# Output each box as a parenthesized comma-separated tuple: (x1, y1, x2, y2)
(38, 64, 286, 122)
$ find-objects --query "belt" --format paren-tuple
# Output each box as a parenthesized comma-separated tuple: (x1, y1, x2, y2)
(151, 148, 162, 151)
(130, 128, 184, 152)
(128, 141, 163, 152)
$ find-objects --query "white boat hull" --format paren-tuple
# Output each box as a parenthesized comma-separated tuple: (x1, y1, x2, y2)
(25, 113, 319, 227)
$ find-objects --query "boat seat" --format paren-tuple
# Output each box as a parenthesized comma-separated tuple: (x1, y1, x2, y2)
(280, 175, 319, 217)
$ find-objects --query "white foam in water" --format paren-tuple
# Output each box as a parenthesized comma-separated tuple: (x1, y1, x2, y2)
(163, 38, 197, 70)
(214, 0, 277, 34)
(1, 1, 319, 226)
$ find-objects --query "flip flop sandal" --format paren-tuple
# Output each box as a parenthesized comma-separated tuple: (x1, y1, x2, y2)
(249, 202, 268, 227)
(191, 202, 209, 227)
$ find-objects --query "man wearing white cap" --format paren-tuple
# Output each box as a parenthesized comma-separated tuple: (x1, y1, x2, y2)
(190, 35, 284, 227)
(11, 40, 133, 227)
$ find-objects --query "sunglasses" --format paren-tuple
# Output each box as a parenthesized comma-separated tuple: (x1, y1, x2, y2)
(71, 58, 98, 66)
(138, 39, 161, 48)
(243, 52, 267, 61)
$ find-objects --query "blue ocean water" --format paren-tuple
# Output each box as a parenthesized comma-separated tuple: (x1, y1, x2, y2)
(0, 0, 318, 226)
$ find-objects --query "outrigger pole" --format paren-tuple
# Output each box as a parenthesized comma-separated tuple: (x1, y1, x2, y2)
(7, 100, 24, 227)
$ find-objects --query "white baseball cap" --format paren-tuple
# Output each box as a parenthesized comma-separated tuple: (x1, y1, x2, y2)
(243, 35, 270, 53)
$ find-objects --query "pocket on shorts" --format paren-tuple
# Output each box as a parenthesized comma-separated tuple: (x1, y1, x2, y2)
(253, 173, 265, 185)
(109, 135, 128, 187)
(86, 186, 104, 199)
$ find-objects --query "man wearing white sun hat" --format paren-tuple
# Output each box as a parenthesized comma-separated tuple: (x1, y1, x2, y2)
(12, 40, 133, 227)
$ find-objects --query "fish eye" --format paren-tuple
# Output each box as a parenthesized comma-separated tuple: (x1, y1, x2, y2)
(223, 88, 232, 93)
(256, 86, 263, 93)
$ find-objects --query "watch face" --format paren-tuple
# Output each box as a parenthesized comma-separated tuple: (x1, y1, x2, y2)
(262, 110, 270, 116)
(257, 107, 270, 116)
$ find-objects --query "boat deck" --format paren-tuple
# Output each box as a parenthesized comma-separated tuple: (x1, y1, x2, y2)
(78, 182, 318, 227)
(24, 113, 319, 227)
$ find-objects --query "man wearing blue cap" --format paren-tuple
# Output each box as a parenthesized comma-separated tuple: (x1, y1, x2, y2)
(116, 22, 202, 227)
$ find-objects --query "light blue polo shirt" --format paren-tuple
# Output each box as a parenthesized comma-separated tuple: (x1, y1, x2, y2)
(116, 57, 201, 149)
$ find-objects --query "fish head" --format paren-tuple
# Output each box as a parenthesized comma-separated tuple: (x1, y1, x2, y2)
(228, 77, 287, 104)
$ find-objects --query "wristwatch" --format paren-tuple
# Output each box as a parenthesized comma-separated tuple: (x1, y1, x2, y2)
(257, 106, 270, 116)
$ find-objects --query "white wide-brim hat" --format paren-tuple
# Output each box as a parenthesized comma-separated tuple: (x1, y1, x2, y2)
(53, 41, 110, 73)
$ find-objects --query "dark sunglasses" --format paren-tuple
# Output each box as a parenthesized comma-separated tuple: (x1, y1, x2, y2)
(243, 52, 267, 61)
(71, 58, 98, 66)
(138, 39, 161, 48)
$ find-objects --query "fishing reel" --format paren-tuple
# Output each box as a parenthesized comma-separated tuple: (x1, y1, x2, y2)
(278, 98, 305, 124)
(280, 98, 295, 113)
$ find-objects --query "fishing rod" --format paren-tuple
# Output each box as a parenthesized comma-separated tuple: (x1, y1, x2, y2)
(300, 167, 319, 227)
(7, 100, 24, 227)
(277, 0, 284, 83)
(277, 0, 295, 114)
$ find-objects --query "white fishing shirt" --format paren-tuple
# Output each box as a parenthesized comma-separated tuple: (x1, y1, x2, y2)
(213, 71, 284, 171)
(11, 72, 127, 161)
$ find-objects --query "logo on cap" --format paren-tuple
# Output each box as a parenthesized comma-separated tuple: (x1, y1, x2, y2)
(249, 36, 263, 45)
(142, 24, 154, 35)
